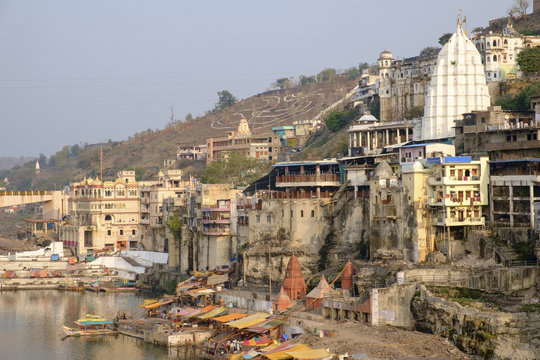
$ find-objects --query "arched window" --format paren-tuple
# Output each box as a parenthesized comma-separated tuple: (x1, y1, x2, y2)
(105, 215, 112, 221)
(492, 40, 497, 47)
(504, 39, 508, 45)
(493, 55, 497, 62)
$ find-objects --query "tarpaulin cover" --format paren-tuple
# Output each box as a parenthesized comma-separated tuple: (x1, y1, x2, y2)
(247, 319, 285, 333)
(225, 313, 270, 329)
(284, 348, 334, 359)
(241, 335, 271, 346)
(142, 298, 174, 310)
(206, 274, 229, 286)
(176, 308, 198, 316)
(263, 344, 311, 360)
(211, 313, 246, 322)
(198, 306, 226, 319)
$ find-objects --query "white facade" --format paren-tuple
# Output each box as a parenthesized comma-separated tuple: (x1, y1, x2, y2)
(423, 22, 491, 140)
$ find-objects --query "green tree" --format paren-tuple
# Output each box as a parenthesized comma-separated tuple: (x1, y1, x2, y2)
(299, 75, 316, 86)
(325, 109, 357, 132)
(167, 214, 183, 240)
(215, 90, 237, 112)
(201, 151, 272, 187)
(316, 68, 337, 83)
(404, 106, 424, 120)
(495, 82, 540, 110)
(438, 33, 452, 46)
(517, 47, 540, 74)
(273, 77, 290, 89)
(369, 99, 380, 120)
(70, 144, 81, 157)
(185, 113, 193, 121)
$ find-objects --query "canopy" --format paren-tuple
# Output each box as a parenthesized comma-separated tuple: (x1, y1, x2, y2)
(225, 313, 271, 329)
(284, 348, 334, 359)
(185, 288, 215, 297)
(212, 313, 246, 323)
(176, 308, 199, 317)
(247, 319, 285, 333)
(263, 344, 312, 360)
(142, 298, 175, 310)
(206, 274, 229, 286)
(198, 306, 226, 319)
(241, 335, 272, 346)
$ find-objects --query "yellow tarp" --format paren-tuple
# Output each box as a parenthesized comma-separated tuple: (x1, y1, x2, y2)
(212, 313, 247, 322)
(284, 348, 334, 359)
(264, 344, 311, 360)
(225, 312, 270, 329)
(198, 306, 226, 319)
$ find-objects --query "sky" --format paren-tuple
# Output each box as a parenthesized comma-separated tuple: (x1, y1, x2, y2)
(0, 0, 516, 157)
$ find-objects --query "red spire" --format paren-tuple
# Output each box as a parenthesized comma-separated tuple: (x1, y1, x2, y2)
(272, 286, 292, 312)
(342, 260, 356, 290)
(282, 254, 306, 300)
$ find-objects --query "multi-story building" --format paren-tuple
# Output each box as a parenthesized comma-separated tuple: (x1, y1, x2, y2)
(350, 70, 379, 113)
(426, 156, 489, 247)
(60, 171, 141, 256)
(272, 126, 297, 147)
(177, 145, 207, 161)
(454, 107, 537, 160)
(206, 117, 280, 164)
(378, 47, 439, 123)
(139, 170, 189, 252)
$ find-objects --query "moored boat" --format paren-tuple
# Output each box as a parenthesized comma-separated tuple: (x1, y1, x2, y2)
(62, 314, 116, 337)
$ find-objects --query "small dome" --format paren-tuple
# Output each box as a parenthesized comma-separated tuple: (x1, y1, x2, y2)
(358, 111, 378, 123)
(412, 161, 424, 171)
(379, 50, 393, 59)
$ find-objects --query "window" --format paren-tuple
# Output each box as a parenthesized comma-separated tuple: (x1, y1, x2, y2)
(105, 215, 112, 221)
(290, 210, 293, 217)
(493, 55, 497, 62)
(132, 229, 136, 235)
(256, 215, 260, 223)
(300, 210, 304, 217)
(267, 215, 271, 223)
(311, 210, 315, 217)
(107, 230, 111, 236)
(120, 230, 124, 235)
(507, 135, 511, 142)
(513, 135, 517, 141)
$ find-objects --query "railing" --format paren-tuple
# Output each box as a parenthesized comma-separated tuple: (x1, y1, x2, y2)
(0, 191, 54, 196)
(508, 260, 539, 267)
(276, 173, 340, 184)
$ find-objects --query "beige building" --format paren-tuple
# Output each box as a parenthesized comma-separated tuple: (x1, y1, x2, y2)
(139, 170, 189, 252)
(206, 117, 280, 164)
(378, 48, 439, 123)
(60, 171, 141, 256)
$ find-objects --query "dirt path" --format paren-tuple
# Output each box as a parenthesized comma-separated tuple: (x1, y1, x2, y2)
(294, 317, 469, 359)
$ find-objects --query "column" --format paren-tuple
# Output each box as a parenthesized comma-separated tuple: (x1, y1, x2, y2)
(359, 132, 363, 147)
(406, 128, 409, 142)
(530, 184, 534, 229)
(397, 128, 401, 144)
(385, 129, 389, 145)
(509, 185, 514, 227)
(367, 132, 371, 151)
(349, 133, 352, 149)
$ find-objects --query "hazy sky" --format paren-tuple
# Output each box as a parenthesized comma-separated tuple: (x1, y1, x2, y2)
(0, 0, 515, 157)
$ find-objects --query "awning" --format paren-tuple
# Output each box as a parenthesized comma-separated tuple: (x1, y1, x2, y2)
(242, 335, 272, 346)
(176, 308, 199, 317)
(198, 306, 227, 319)
(263, 344, 312, 360)
(225, 312, 271, 329)
(185, 288, 215, 297)
(212, 313, 247, 322)
(185, 305, 216, 319)
(142, 298, 175, 310)
(206, 274, 229, 286)
(246, 319, 285, 333)
(284, 348, 334, 359)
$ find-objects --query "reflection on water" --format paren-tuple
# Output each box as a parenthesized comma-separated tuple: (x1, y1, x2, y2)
(0, 290, 203, 360)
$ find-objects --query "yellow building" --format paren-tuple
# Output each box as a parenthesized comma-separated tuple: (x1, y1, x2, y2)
(60, 171, 140, 256)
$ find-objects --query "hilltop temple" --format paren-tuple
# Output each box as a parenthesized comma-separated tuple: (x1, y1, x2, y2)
(422, 18, 491, 140)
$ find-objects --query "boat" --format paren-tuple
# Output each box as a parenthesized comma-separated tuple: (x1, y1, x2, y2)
(58, 280, 84, 291)
(62, 314, 116, 337)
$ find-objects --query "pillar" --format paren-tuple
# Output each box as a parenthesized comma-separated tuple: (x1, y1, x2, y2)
(530, 184, 534, 229)
(385, 129, 389, 145)
(359, 132, 363, 147)
(367, 132, 371, 151)
(349, 133, 352, 149)
(509, 185, 514, 227)
(406, 128, 409, 142)
(397, 128, 401, 144)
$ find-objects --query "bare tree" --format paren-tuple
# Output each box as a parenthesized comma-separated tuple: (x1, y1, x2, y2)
(508, 0, 530, 17)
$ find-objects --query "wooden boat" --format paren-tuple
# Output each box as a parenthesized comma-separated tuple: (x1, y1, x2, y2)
(62, 314, 116, 337)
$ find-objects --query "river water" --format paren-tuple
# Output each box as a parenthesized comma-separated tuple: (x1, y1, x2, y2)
(0, 290, 203, 360)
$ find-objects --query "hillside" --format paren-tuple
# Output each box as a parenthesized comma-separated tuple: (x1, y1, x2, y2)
(1, 79, 357, 190)
(0, 157, 35, 171)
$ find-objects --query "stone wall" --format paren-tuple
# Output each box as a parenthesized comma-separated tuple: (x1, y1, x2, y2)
(463, 266, 540, 292)
(373, 283, 417, 328)
(215, 289, 272, 312)
(411, 285, 540, 359)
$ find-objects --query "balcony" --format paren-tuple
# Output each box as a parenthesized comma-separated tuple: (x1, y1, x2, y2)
(434, 217, 485, 227)
(140, 218, 150, 225)
(276, 173, 341, 188)
(429, 175, 481, 185)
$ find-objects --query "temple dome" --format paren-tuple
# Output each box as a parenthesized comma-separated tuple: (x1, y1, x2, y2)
(422, 21, 490, 140)
(373, 160, 393, 179)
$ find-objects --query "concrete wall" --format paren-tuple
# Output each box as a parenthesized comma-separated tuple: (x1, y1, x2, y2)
(372, 283, 417, 328)
(215, 289, 272, 313)
(463, 266, 540, 292)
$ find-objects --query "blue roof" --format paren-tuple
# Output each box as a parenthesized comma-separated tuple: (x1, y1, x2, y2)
(272, 126, 295, 130)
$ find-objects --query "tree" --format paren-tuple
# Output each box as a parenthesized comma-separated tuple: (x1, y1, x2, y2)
(201, 151, 272, 187)
(517, 47, 540, 74)
(325, 109, 357, 132)
(299, 75, 316, 86)
(215, 90, 237, 112)
(495, 82, 540, 110)
(404, 106, 424, 120)
(508, 0, 530, 16)
(167, 214, 183, 240)
(70, 144, 81, 157)
(185, 113, 193, 122)
(438, 33, 452, 46)
(316, 68, 336, 83)
(273, 78, 289, 90)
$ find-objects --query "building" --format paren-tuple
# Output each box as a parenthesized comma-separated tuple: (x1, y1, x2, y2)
(60, 171, 141, 256)
(206, 117, 280, 164)
(378, 47, 439, 123)
(473, 19, 525, 82)
(426, 156, 489, 255)
(423, 19, 491, 140)
(454, 107, 537, 160)
(139, 170, 189, 252)
(399, 143, 455, 169)
(350, 70, 379, 113)
(177, 145, 207, 161)
(347, 112, 415, 157)
(490, 159, 540, 229)
(272, 126, 297, 147)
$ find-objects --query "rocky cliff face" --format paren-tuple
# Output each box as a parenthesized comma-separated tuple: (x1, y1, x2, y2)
(411, 285, 539, 359)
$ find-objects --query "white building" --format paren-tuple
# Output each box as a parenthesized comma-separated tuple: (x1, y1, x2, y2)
(423, 19, 491, 140)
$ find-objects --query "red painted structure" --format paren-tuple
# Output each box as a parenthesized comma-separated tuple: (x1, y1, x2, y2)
(272, 286, 293, 312)
(282, 254, 306, 300)
(342, 260, 356, 290)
